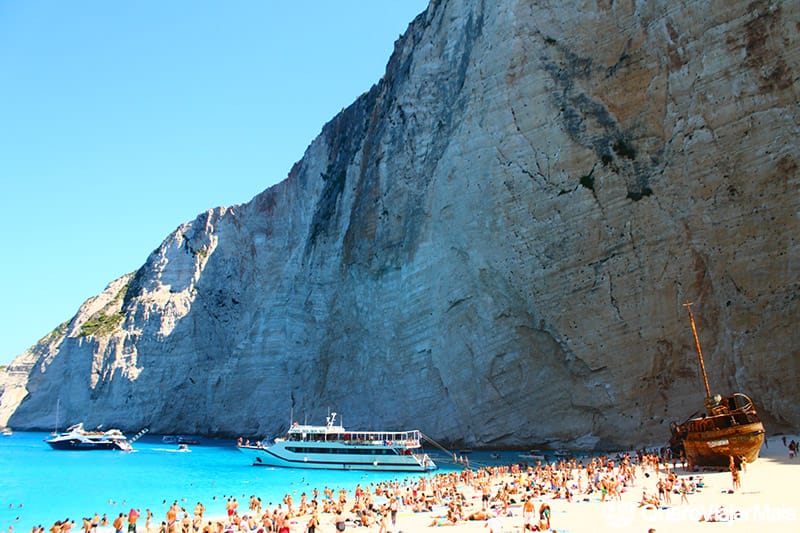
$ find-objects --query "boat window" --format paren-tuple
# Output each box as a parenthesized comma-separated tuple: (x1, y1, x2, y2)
(285, 446, 396, 455)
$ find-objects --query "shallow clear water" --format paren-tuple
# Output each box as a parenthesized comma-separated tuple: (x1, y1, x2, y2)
(0, 432, 517, 531)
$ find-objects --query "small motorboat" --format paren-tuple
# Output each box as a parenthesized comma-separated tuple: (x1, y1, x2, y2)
(519, 449, 546, 462)
(163, 435, 200, 445)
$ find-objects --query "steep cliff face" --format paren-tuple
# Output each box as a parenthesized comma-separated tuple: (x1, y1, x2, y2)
(2, 0, 798, 448)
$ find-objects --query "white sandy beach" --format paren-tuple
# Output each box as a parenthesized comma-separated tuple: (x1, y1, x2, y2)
(76, 435, 800, 533)
(424, 436, 798, 533)
(329, 435, 800, 533)
(291, 436, 800, 533)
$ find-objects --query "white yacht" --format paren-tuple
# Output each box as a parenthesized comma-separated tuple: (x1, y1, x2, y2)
(238, 412, 437, 472)
(45, 423, 133, 451)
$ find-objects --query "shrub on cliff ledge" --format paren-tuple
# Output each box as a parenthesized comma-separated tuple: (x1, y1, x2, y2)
(79, 312, 123, 337)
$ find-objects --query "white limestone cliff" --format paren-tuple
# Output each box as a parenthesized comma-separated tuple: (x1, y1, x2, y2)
(1, 0, 798, 449)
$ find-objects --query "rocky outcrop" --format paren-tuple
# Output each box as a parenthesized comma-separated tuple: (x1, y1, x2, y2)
(2, 0, 798, 449)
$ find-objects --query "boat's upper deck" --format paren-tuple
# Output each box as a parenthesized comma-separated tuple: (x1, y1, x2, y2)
(284, 424, 423, 447)
(280, 413, 424, 447)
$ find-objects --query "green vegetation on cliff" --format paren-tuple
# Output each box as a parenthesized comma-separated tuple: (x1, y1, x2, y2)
(79, 283, 129, 337)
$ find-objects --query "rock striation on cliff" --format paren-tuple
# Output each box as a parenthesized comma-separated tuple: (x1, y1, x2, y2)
(2, 0, 798, 449)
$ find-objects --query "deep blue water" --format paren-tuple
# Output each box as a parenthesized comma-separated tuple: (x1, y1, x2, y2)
(0, 432, 517, 532)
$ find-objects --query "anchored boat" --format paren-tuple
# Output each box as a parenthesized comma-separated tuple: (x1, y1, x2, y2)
(162, 435, 200, 445)
(669, 303, 765, 468)
(45, 423, 133, 451)
(238, 412, 437, 472)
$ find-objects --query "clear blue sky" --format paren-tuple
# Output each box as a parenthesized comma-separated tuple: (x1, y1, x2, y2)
(0, 0, 429, 365)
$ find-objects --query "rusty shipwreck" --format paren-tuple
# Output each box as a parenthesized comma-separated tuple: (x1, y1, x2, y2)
(669, 303, 766, 468)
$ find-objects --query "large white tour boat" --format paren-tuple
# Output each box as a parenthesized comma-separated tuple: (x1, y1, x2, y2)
(45, 423, 134, 451)
(238, 412, 437, 472)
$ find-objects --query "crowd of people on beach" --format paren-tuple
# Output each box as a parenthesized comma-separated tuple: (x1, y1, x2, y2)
(23, 437, 797, 533)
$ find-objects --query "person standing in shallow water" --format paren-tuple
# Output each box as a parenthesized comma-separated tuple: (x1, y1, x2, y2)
(165, 503, 178, 533)
(127, 509, 139, 533)
(112, 515, 124, 533)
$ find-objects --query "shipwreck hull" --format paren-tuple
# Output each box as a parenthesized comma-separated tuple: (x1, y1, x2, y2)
(683, 420, 765, 468)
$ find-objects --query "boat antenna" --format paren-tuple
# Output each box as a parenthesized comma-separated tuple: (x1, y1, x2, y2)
(53, 398, 61, 435)
(684, 301, 712, 398)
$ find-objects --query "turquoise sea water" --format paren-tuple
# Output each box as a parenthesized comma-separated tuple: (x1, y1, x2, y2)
(0, 432, 514, 532)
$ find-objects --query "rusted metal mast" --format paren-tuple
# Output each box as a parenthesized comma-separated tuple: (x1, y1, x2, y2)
(684, 302, 712, 399)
